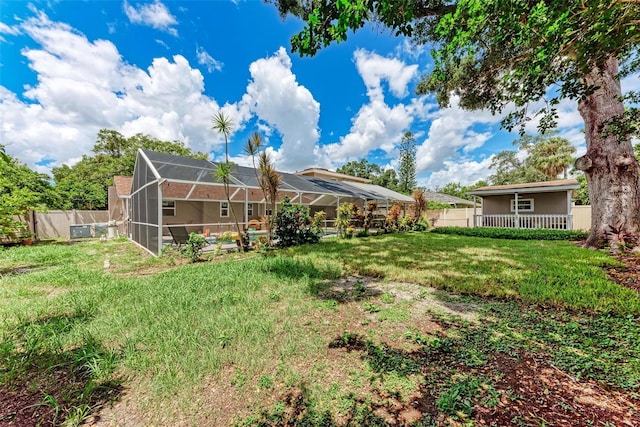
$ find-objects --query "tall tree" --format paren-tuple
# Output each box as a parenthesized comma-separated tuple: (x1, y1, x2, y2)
(337, 159, 382, 179)
(52, 130, 207, 210)
(212, 112, 245, 250)
(436, 181, 488, 201)
(244, 131, 281, 246)
(372, 168, 400, 191)
(397, 131, 417, 194)
(274, 0, 640, 248)
(489, 134, 577, 185)
(516, 134, 577, 180)
(1, 147, 61, 238)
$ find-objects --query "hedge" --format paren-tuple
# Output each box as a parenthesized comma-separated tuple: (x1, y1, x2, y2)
(430, 227, 588, 241)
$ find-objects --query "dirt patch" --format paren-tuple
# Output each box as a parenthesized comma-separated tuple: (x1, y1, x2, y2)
(0, 265, 47, 278)
(0, 362, 121, 427)
(607, 254, 640, 294)
(471, 352, 640, 426)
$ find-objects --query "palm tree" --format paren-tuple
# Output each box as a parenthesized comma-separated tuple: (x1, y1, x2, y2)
(528, 137, 576, 180)
(212, 112, 244, 250)
(258, 151, 281, 245)
(412, 188, 427, 222)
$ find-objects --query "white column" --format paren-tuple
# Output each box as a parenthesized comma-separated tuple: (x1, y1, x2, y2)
(157, 180, 163, 255)
(514, 192, 519, 228)
(473, 196, 477, 227)
(566, 190, 573, 230)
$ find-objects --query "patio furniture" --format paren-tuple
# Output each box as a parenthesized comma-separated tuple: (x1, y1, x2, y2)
(247, 218, 262, 230)
(168, 226, 190, 246)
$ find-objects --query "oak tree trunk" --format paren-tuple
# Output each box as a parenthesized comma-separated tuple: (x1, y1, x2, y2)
(576, 56, 640, 250)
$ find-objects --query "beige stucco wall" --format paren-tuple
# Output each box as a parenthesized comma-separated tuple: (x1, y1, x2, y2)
(426, 208, 475, 228)
(33, 210, 110, 238)
(572, 205, 592, 230)
(481, 191, 570, 215)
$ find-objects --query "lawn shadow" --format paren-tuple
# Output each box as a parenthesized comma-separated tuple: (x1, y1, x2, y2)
(309, 276, 382, 303)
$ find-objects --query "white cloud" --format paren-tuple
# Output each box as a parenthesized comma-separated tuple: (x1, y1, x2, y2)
(415, 96, 501, 174)
(123, 0, 177, 36)
(353, 49, 418, 99)
(321, 100, 415, 161)
(0, 11, 229, 170)
(0, 21, 21, 35)
(318, 50, 426, 165)
(240, 47, 321, 171)
(622, 73, 640, 94)
(196, 46, 223, 73)
(395, 38, 427, 61)
(422, 157, 495, 189)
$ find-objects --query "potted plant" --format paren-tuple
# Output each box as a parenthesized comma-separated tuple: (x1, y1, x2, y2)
(20, 230, 34, 246)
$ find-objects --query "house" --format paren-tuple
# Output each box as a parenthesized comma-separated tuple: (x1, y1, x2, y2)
(296, 167, 372, 184)
(466, 179, 580, 229)
(124, 149, 415, 255)
(108, 176, 132, 237)
(420, 191, 475, 208)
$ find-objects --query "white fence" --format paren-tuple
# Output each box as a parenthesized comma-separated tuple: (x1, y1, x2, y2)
(474, 214, 571, 229)
(427, 206, 591, 231)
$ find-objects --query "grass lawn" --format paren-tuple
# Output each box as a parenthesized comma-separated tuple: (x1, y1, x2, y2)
(1, 234, 639, 426)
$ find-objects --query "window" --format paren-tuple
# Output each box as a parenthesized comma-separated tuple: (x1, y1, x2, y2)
(247, 203, 254, 217)
(266, 208, 273, 216)
(510, 198, 534, 212)
(162, 200, 176, 217)
(220, 201, 229, 217)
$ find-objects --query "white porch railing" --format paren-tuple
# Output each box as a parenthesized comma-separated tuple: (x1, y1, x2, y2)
(474, 214, 572, 230)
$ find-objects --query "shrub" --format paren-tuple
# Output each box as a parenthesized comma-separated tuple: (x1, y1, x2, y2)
(337, 202, 355, 238)
(180, 232, 208, 262)
(387, 203, 402, 228)
(355, 229, 370, 238)
(363, 201, 377, 231)
(431, 227, 588, 241)
(398, 214, 414, 232)
(275, 197, 322, 247)
(311, 210, 326, 232)
(411, 220, 429, 232)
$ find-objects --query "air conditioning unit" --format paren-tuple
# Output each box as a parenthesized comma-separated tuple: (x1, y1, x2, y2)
(94, 223, 108, 238)
(70, 224, 91, 239)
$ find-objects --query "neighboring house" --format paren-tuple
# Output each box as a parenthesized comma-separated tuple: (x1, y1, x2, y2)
(296, 167, 372, 184)
(422, 191, 475, 208)
(124, 149, 415, 255)
(108, 176, 132, 237)
(467, 179, 580, 229)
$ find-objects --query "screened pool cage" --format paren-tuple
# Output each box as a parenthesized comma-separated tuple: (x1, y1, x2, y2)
(129, 149, 414, 255)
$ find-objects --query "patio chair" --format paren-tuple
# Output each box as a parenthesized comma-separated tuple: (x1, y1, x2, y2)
(168, 226, 191, 246)
(247, 218, 262, 230)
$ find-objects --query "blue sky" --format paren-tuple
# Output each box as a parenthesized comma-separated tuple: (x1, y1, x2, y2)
(1, 1, 636, 188)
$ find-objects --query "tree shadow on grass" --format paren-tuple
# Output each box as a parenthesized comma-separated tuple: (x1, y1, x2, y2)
(0, 312, 123, 427)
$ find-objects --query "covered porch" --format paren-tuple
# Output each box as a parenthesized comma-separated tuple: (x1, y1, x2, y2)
(467, 179, 580, 230)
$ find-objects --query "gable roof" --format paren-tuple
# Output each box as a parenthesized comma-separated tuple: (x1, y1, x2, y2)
(467, 179, 579, 196)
